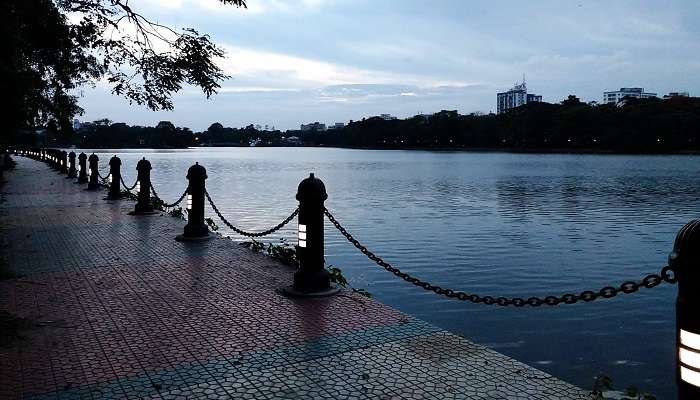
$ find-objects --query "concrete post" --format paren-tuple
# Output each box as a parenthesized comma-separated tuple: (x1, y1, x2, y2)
(67, 151, 77, 178)
(287, 173, 337, 296)
(77, 153, 88, 183)
(88, 154, 100, 190)
(176, 163, 210, 241)
(132, 158, 155, 214)
(60, 151, 68, 174)
(671, 220, 700, 399)
(107, 156, 122, 199)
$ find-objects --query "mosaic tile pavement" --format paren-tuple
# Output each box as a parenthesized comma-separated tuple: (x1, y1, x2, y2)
(0, 157, 595, 399)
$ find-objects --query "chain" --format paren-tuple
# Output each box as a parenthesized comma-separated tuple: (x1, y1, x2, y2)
(205, 190, 298, 237)
(120, 176, 138, 192)
(324, 208, 677, 307)
(150, 183, 188, 208)
(98, 170, 110, 181)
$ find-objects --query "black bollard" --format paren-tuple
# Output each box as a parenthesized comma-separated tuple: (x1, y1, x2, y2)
(60, 151, 68, 174)
(671, 220, 700, 399)
(176, 163, 210, 241)
(107, 155, 122, 199)
(49, 150, 58, 169)
(77, 153, 88, 183)
(285, 173, 338, 297)
(87, 154, 100, 190)
(131, 158, 156, 214)
(67, 151, 77, 178)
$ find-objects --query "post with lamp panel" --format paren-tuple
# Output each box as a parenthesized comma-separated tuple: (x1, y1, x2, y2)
(284, 173, 338, 297)
(106, 155, 122, 199)
(77, 153, 88, 184)
(671, 220, 700, 399)
(176, 162, 211, 241)
(60, 151, 68, 174)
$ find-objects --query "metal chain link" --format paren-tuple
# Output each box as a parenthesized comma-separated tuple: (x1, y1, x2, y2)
(150, 183, 188, 208)
(120, 176, 138, 192)
(205, 190, 298, 237)
(324, 208, 678, 307)
(98, 170, 110, 181)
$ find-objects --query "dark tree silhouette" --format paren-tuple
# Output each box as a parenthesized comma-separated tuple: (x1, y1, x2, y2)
(1, 0, 246, 141)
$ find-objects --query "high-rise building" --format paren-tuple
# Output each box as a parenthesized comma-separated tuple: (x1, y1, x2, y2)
(603, 88, 657, 104)
(497, 80, 542, 114)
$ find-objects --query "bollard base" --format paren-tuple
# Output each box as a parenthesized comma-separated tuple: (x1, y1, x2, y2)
(282, 284, 340, 298)
(175, 233, 213, 242)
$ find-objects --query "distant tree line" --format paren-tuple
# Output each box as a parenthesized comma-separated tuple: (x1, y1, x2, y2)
(9, 95, 700, 153)
(309, 96, 700, 153)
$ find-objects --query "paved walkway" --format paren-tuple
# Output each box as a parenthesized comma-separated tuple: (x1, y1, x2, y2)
(0, 157, 593, 399)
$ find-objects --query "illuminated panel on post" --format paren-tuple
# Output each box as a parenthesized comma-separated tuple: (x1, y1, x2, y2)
(681, 329, 700, 387)
(298, 224, 307, 248)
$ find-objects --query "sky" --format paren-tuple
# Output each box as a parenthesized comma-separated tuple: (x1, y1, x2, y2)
(77, 0, 700, 131)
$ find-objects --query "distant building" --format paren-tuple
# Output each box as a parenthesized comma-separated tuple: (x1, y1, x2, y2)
(379, 114, 397, 120)
(663, 91, 690, 99)
(300, 122, 326, 132)
(72, 119, 81, 131)
(327, 122, 345, 130)
(603, 88, 657, 104)
(497, 80, 542, 114)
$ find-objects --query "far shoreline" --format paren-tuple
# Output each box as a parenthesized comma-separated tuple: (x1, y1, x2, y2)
(70, 144, 700, 156)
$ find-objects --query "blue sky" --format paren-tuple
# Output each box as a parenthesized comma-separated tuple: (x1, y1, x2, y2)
(78, 0, 700, 131)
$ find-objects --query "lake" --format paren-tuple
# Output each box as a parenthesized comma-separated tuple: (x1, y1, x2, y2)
(84, 147, 699, 399)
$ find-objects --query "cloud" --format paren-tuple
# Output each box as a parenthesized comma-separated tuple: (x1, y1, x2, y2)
(194, 0, 331, 15)
(218, 45, 470, 90)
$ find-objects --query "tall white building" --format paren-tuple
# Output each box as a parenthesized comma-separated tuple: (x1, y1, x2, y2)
(603, 88, 657, 104)
(496, 81, 542, 114)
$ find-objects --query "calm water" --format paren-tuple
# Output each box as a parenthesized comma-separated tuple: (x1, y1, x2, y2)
(86, 147, 700, 398)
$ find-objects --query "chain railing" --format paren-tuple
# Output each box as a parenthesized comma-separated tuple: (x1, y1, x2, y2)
(324, 208, 678, 307)
(150, 183, 188, 208)
(205, 190, 298, 237)
(97, 169, 110, 181)
(120, 176, 138, 193)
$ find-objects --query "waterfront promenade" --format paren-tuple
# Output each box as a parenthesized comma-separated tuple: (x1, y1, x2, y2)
(0, 157, 593, 399)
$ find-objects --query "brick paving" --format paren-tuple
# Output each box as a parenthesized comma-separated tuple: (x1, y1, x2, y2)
(0, 156, 594, 399)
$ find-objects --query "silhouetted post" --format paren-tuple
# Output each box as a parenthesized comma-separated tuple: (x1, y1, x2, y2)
(286, 173, 337, 296)
(67, 152, 77, 178)
(107, 155, 121, 199)
(672, 220, 700, 399)
(88, 154, 100, 190)
(131, 157, 155, 214)
(50, 150, 58, 169)
(176, 163, 210, 241)
(77, 153, 88, 183)
(60, 151, 68, 174)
